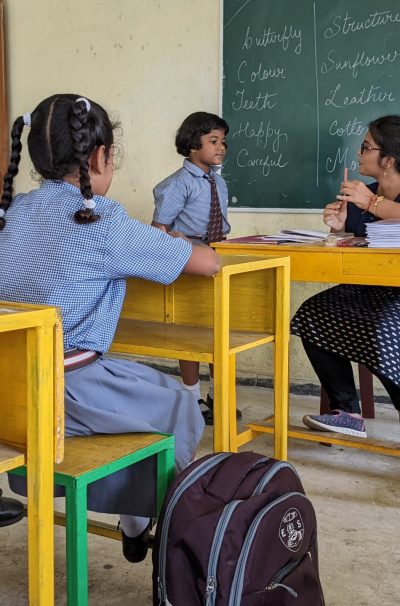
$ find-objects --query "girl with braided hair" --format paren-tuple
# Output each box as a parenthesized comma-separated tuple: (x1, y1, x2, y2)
(0, 94, 220, 562)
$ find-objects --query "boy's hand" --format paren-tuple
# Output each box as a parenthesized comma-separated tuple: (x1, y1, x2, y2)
(168, 230, 191, 242)
(151, 221, 171, 233)
(151, 222, 191, 243)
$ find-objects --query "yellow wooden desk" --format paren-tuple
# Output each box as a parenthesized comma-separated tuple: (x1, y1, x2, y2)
(0, 301, 64, 605)
(111, 254, 291, 458)
(213, 241, 400, 457)
(212, 242, 400, 286)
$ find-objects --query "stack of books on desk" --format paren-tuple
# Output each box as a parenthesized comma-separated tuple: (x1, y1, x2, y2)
(226, 230, 356, 245)
(227, 229, 330, 244)
(264, 229, 331, 243)
(365, 220, 400, 248)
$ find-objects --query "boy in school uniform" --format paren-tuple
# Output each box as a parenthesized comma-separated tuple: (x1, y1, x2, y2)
(152, 111, 241, 424)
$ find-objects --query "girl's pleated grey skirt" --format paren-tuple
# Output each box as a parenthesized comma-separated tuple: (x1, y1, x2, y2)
(9, 356, 205, 516)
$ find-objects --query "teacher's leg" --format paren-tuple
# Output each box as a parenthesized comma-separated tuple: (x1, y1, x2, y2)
(302, 338, 360, 414)
(367, 368, 400, 413)
(301, 339, 367, 438)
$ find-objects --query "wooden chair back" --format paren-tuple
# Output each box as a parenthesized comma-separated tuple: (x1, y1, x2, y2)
(0, 302, 64, 466)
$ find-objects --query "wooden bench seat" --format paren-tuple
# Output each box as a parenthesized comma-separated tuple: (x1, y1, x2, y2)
(12, 432, 175, 606)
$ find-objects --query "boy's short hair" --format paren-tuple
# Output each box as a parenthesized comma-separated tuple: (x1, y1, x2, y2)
(175, 112, 229, 157)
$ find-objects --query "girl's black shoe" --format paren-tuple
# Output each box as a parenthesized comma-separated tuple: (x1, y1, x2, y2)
(0, 489, 25, 527)
(121, 522, 151, 563)
(198, 398, 214, 426)
(204, 395, 243, 424)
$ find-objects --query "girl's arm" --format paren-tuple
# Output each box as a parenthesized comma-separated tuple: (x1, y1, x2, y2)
(104, 205, 220, 282)
(182, 244, 221, 277)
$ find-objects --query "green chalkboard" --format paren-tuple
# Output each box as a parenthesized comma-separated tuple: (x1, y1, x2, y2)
(222, 0, 400, 209)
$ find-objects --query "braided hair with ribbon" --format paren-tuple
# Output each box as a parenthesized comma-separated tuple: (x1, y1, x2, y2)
(0, 94, 118, 229)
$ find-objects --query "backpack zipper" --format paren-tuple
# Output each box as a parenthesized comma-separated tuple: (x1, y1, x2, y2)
(204, 461, 298, 606)
(264, 552, 312, 598)
(157, 452, 231, 605)
(253, 461, 300, 496)
(265, 581, 298, 598)
(267, 549, 326, 604)
(268, 552, 309, 587)
(204, 500, 241, 606)
(228, 492, 308, 606)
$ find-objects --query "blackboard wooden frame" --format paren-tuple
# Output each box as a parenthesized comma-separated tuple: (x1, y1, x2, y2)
(0, 0, 8, 184)
(221, 0, 400, 212)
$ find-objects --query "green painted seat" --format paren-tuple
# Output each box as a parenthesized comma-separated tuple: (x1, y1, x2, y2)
(12, 432, 175, 606)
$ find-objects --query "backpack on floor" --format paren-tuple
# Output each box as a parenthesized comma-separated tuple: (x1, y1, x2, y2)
(152, 451, 325, 606)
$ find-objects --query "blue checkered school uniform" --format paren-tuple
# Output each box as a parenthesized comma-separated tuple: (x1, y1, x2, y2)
(153, 159, 231, 237)
(2, 180, 204, 515)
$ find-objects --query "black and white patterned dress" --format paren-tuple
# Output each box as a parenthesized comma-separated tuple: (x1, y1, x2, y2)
(291, 183, 400, 388)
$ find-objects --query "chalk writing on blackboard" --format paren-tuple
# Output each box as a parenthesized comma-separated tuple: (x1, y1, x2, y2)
(222, 0, 400, 209)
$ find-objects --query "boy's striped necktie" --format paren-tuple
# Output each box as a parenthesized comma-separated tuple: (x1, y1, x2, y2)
(204, 174, 223, 243)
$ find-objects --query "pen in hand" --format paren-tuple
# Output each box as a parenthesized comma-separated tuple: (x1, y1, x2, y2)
(337, 167, 348, 210)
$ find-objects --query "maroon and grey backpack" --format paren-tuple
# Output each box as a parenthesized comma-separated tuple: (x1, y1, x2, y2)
(152, 451, 325, 605)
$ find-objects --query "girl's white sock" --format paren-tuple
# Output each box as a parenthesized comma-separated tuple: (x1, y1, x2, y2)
(119, 514, 149, 538)
(182, 380, 201, 401)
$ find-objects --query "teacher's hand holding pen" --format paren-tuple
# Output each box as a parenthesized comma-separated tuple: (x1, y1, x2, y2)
(324, 166, 372, 231)
(323, 199, 347, 232)
(323, 165, 348, 231)
(336, 176, 372, 212)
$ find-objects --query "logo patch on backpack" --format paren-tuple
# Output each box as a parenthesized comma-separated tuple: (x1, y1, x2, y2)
(279, 507, 305, 552)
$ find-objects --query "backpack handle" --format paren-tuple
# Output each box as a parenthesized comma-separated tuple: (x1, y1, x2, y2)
(205, 451, 269, 503)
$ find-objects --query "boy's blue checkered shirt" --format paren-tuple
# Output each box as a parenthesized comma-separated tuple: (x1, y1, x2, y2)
(153, 159, 231, 237)
(0, 180, 191, 352)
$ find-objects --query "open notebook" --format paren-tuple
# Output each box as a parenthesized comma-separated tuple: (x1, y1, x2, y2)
(225, 230, 354, 245)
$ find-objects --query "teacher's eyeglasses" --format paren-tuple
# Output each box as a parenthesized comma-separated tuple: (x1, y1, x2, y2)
(360, 142, 381, 154)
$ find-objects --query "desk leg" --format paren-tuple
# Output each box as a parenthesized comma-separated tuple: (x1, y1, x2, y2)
(273, 265, 290, 461)
(213, 359, 231, 452)
(27, 326, 54, 606)
(156, 437, 175, 514)
(213, 272, 231, 453)
(65, 480, 89, 606)
(228, 355, 238, 452)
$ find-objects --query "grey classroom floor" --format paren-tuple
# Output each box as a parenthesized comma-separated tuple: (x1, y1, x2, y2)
(0, 384, 399, 606)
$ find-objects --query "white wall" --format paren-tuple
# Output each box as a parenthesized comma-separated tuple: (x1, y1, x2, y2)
(5, 0, 330, 386)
